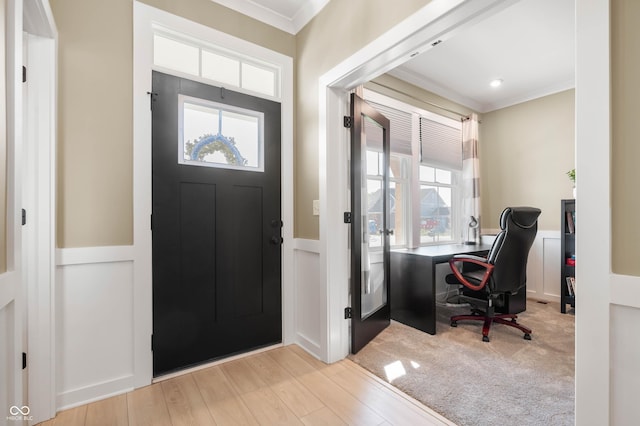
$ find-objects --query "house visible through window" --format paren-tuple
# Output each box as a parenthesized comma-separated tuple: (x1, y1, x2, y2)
(419, 116, 462, 243)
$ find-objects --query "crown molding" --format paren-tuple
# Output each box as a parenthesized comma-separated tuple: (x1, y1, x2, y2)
(388, 67, 484, 112)
(211, 0, 329, 34)
(389, 67, 575, 113)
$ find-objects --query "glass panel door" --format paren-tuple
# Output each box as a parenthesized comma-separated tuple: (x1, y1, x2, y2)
(350, 93, 391, 353)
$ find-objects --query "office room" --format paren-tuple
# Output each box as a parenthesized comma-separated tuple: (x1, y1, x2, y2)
(1, 0, 638, 425)
(340, 0, 575, 419)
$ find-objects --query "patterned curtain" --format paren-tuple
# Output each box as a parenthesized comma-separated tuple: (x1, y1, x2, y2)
(461, 113, 480, 243)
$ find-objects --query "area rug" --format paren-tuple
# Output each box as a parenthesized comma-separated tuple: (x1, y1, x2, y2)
(349, 301, 575, 426)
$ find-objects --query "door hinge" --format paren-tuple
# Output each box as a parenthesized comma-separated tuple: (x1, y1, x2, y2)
(147, 91, 158, 111)
(22, 209, 26, 226)
(22, 352, 27, 370)
(22, 66, 27, 83)
(343, 212, 352, 224)
(343, 115, 352, 128)
(344, 307, 353, 319)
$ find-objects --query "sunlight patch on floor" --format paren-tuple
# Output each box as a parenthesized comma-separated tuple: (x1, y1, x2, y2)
(384, 360, 406, 382)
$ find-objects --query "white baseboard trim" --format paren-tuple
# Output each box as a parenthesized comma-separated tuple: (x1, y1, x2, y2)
(295, 332, 322, 360)
(56, 375, 134, 411)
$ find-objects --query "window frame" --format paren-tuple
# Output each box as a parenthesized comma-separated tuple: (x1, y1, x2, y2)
(418, 164, 460, 245)
(363, 89, 463, 248)
(152, 26, 282, 100)
(364, 150, 411, 250)
(178, 94, 265, 172)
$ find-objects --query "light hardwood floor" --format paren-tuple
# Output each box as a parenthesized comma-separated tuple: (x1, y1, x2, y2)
(39, 345, 454, 425)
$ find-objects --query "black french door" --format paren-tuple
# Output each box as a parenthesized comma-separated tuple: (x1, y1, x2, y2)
(350, 93, 391, 353)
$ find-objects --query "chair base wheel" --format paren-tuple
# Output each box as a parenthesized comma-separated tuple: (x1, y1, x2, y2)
(524, 333, 531, 340)
(482, 335, 490, 342)
(451, 321, 457, 327)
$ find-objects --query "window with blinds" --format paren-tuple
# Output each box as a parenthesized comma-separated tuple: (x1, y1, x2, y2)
(419, 117, 462, 170)
(362, 89, 465, 247)
(364, 101, 413, 156)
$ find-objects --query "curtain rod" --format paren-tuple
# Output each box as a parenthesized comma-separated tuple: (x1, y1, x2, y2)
(368, 81, 473, 121)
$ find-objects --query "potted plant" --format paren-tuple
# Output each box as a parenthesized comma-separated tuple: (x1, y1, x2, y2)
(567, 169, 576, 198)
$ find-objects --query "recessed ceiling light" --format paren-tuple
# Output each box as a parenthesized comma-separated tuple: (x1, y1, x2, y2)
(490, 79, 503, 88)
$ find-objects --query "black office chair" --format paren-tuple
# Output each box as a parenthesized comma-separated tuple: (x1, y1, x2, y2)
(446, 207, 541, 342)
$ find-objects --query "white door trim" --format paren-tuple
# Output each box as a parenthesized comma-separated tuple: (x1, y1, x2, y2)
(1, 0, 24, 420)
(575, 0, 610, 423)
(133, 1, 294, 385)
(318, 0, 521, 362)
(22, 0, 57, 422)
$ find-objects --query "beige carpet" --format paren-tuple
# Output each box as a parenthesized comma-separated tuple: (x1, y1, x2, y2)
(349, 301, 575, 426)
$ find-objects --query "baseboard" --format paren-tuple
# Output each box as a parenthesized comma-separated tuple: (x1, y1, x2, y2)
(295, 332, 322, 360)
(56, 375, 134, 411)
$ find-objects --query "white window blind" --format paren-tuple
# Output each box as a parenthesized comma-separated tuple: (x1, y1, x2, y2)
(363, 101, 413, 156)
(420, 117, 462, 170)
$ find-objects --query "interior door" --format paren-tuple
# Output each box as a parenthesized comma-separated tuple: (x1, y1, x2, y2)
(152, 71, 282, 375)
(350, 93, 391, 353)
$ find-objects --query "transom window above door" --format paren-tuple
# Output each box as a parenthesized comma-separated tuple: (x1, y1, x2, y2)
(153, 29, 280, 98)
(179, 95, 264, 172)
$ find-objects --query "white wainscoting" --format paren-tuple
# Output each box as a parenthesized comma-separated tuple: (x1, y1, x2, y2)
(292, 239, 322, 359)
(53, 233, 562, 409)
(610, 274, 640, 424)
(484, 229, 562, 302)
(528, 230, 562, 302)
(56, 246, 135, 409)
(56, 241, 322, 409)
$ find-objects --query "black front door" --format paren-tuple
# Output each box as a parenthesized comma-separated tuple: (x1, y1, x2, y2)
(152, 72, 282, 375)
(350, 93, 391, 353)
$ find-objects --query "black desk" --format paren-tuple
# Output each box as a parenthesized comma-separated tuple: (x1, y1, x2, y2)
(390, 243, 492, 335)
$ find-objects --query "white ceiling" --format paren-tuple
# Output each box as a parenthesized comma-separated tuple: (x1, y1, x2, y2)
(214, 0, 575, 113)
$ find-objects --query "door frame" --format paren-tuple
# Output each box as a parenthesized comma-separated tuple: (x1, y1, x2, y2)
(22, 1, 58, 422)
(318, 0, 520, 362)
(2, 0, 57, 423)
(1, 0, 24, 419)
(133, 2, 294, 385)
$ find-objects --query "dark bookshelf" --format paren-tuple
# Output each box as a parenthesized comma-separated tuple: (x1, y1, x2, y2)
(560, 199, 575, 313)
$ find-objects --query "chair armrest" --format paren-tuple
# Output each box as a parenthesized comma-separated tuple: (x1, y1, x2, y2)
(448, 256, 495, 292)
(451, 254, 487, 263)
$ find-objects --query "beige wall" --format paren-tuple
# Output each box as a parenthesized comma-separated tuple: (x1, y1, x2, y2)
(611, 0, 640, 276)
(479, 89, 575, 231)
(294, 0, 432, 239)
(50, 0, 295, 248)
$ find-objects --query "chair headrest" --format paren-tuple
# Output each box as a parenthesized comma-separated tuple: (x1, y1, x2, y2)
(500, 207, 541, 230)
